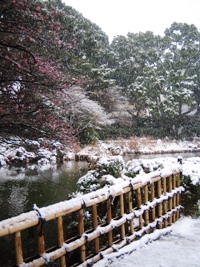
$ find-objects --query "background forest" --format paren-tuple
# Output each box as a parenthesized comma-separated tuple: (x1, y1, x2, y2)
(1, 0, 200, 146)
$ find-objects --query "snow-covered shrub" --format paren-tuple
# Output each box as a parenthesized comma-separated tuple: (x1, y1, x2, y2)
(95, 156, 125, 178)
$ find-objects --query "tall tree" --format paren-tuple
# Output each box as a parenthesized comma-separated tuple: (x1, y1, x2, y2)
(0, 0, 80, 143)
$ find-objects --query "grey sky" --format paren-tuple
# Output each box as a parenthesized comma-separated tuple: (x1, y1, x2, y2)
(63, 0, 200, 42)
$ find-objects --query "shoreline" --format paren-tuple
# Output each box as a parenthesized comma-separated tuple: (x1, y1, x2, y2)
(0, 137, 200, 168)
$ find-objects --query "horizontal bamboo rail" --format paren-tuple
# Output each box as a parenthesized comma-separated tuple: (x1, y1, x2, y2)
(0, 165, 184, 267)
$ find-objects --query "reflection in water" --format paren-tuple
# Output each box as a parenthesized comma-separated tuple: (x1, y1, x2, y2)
(0, 161, 88, 221)
(0, 161, 88, 267)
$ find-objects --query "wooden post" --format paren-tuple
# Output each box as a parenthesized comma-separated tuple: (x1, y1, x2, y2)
(57, 216, 66, 267)
(168, 175, 173, 225)
(172, 174, 176, 208)
(144, 185, 149, 226)
(176, 172, 181, 219)
(157, 179, 162, 229)
(37, 220, 45, 256)
(15, 231, 23, 265)
(79, 209, 86, 262)
(151, 182, 156, 221)
(163, 177, 167, 213)
(107, 198, 113, 247)
(119, 194, 125, 238)
(162, 177, 168, 228)
(92, 204, 99, 253)
(128, 191, 134, 233)
(137, 188, 143, 229)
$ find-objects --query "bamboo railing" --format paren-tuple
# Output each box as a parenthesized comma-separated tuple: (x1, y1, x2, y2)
(0, 166, 184, 267)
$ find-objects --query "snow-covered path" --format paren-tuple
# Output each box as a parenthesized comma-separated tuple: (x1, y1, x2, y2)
(94, 217, 200, 267)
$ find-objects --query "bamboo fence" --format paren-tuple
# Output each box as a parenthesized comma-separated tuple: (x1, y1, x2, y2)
(0, 167, 184, 267)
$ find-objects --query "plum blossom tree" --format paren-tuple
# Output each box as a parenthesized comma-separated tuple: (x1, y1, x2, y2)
(0, 0, 79, 143)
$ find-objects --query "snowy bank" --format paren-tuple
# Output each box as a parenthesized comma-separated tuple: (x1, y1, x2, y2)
(93, 216, 200, 267)
(0, 136, 200, 171)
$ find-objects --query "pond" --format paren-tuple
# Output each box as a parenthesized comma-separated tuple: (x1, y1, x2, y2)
(0, 161, 88, 222)
(1, 151, 200, 221)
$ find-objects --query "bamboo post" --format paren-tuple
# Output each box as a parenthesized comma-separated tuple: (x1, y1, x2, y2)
(15, 231, 23, 265)
(128, 191, 134, 233)
(137, 188, 143, 229)
(157, 179, 162, 229)
(119, 194, 125, 238)
(37, 220, 45, 256)
(172, 174, 177, 208)
(172, 174, 177, 222)
(168, 175, 173, 225)
(162, 177, 168, 228)
(79, 209, 86, 262)
(92, 204, 99, 253)
(57, 216, 66, 267)
(144, 184, 149, 226)
(107, 198, 113, 247)
(151, 182, 156, 221)
(176, 172, 181, 219)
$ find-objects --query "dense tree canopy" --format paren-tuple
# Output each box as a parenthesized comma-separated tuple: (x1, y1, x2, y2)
(0, 0, 199, 143)
(0, 0, 110, 143)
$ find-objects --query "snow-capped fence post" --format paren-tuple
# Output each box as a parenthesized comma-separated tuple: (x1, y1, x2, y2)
(172, 174, 177, 223)
(176, 172, 181, 219)
(128, 191, 134, 233)
(144, 185, 149, 226)
(57, 216, 66, 267)
(151, 182, 156, 221)
(119, 194, 125, 239)
(163, 177, 168, 228)
(37, 219, 45, 256)
(78, 208, 86, 263)
(92, 204, 100, 254)
(157, 179, 162, 229)
(15, 231, 23, 265)
(107, 197, 113, 247)
(168, 175, 173, 225)
(137, 188, 143, 229)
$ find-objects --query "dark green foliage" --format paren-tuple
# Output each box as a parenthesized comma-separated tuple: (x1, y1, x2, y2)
(78, 127, 100, 144)
(182, 176, 200, 217)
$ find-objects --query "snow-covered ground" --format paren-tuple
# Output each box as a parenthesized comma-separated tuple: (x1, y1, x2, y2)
(94, 216, 200, 267)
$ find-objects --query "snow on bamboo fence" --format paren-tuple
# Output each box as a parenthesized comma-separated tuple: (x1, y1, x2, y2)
(0, 165, 184, 267)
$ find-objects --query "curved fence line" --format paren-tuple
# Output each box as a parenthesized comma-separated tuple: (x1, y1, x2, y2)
(0, 164, 183, 267)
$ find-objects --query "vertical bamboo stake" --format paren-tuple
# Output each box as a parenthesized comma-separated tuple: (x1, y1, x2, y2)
(168, 175, 173, 225)
(57, 216, 66, 267)
(119, 194, 125, 238)
(137, 188, 143, 229)
(176, 172, 181, 219)
(15, 231, 23, 265)
(151, 182, 156, 221)
(163, 177, 167, 212)
(144, 184, 149, 226)
(37, 220, 45, 256)
(128, 191, 134, 233)
(107, 198, 113, 247)
(79, 209, 86, 262)
(92, 204, 100, 253)
(163, 177, 167, 228)
(157, 179, 162, 229)
(172, 174, 176, 207)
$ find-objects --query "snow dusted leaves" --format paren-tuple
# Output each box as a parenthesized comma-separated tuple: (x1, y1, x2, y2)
(71, 88, 115, 126)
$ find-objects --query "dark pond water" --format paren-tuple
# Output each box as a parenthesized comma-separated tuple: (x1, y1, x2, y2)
(0, 161, 88, 222)
(0, 161, 88, 267)
(0, 152, 200, 266)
